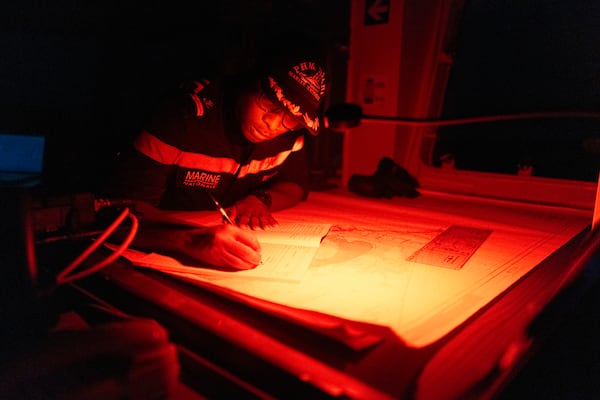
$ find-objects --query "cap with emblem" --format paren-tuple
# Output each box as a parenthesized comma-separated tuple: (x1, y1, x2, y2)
(261, 54, 328, 136)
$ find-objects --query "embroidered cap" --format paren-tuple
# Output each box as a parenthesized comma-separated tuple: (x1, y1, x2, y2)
(262, 59, 328, 135)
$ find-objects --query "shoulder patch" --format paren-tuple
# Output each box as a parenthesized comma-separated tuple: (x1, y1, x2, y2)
(180, 79, 213, 117)
(188, 93, 204, 116)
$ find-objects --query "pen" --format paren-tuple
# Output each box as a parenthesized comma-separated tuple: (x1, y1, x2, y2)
(206, 191, 234, 225)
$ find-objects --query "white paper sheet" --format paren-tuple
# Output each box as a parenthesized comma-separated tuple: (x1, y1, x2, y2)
(121, 222, 331, 283)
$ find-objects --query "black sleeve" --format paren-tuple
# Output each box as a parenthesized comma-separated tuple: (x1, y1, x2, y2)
(104, 88, 199, 205)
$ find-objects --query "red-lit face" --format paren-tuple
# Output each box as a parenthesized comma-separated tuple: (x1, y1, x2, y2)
(238, 89, 303, 143)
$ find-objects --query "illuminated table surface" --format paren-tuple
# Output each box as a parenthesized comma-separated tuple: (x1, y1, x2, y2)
(83, 188, 596, 399)
(139, 189, 591, 347)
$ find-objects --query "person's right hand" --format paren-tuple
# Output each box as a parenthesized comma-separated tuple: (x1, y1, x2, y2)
(179, 224, 262, 270)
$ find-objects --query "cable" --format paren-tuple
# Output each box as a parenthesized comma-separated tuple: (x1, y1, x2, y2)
(56, 207, 129, 282)
(56, 208, 138, 285)
(56, 209, 138, 284)
(360, 111, 600, 127)
(324, 103, 600, 130)
(58, 212, 138, 284)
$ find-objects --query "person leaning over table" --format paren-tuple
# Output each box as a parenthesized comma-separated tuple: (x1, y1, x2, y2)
(104, 45, 330, 272)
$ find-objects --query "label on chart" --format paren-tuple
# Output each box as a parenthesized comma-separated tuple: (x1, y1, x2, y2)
(407, 225, 492, 270)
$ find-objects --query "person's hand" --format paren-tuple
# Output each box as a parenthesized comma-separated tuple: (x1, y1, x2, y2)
(179, 224, 262, 270)
(227, 195, 279, 230)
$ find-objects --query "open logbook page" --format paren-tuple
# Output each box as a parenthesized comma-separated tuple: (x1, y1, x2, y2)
(116, 221, 332, 283)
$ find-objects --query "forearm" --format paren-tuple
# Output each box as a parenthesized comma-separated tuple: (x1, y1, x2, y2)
(117, 219, 261, 270)
(127, 223, 200, 255)
(111, 201, 204, 255)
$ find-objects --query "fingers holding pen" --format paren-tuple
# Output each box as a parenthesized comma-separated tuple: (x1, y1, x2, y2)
(182, 224, 262, 270)
(225, 224, 263, 267)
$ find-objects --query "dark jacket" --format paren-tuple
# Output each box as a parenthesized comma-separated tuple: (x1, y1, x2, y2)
(107, 77, 310, 210)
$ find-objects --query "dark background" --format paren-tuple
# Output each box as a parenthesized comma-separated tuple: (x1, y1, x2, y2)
(3, 0, 598, 196)
(2, 2, 599, 398)
(0, 0, 350, 194)
(438, 0, 600, 181)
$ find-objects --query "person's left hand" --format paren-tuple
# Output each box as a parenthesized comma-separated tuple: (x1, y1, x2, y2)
(227, 195, 278, 230)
